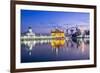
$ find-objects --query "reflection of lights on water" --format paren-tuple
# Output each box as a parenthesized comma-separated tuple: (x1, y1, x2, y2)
(21, 39, 66, 55)
(40, 40, 44, 43)
(77, 38, 89, 53)
(29, 51, 32, 55)
(21, 38, 89, 55)
(80, 42, 85, 53)
(51, 39, 65, 48)
(21, 39, 51, 55)
(51, 39, 65, 55)
(22, 40, 36, 51)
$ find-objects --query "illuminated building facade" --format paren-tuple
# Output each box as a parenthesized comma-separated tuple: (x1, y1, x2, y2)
(51, 29, 65, 39)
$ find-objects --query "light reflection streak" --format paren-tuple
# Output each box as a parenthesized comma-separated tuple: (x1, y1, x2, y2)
(21, 38, 89, 55)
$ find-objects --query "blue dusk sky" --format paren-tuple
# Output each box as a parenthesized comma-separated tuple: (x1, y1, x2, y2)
(21, 9, 90, 34)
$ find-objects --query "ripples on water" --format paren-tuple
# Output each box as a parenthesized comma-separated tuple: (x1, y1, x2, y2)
(21, 38, 89, 63)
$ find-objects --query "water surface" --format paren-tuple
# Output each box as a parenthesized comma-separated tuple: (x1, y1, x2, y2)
(21, 38, 89, 63)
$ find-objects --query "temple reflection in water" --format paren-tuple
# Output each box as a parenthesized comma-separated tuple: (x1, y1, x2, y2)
(21, 27, 89, 63)
(21, 37, 89, 63)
